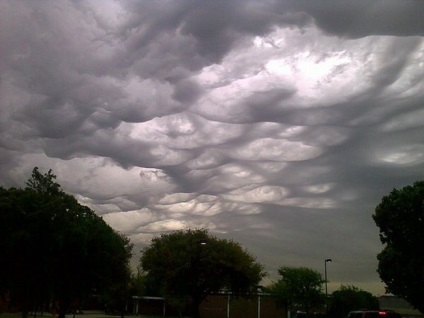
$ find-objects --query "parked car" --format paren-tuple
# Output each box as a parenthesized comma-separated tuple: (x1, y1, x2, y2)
(347, 310, 402, 318)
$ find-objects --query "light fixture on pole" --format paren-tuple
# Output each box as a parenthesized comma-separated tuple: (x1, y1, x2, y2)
(324, 259, 332, 315)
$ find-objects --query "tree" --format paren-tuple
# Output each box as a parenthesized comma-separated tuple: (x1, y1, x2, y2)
(139, 229, 266, 318)
(0, 184, 58, 315)
(373, 181, 424, 313)
(329, 285, 379, 318)
(0, 168, 133, 318)
(269, 266, 324, 316)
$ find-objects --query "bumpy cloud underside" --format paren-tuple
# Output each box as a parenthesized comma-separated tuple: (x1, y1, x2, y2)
(1, 0, 424, 294)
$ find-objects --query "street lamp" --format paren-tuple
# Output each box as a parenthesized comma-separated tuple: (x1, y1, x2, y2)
(324, 259, 332, 315)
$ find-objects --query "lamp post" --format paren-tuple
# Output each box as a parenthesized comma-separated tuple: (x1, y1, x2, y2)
(191, 239, 207, 318)
(324, 259, 332, 315)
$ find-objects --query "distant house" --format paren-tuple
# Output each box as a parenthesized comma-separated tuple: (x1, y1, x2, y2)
(378, 296, 423, 318)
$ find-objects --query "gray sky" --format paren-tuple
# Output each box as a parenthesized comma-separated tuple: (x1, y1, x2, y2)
(1, 0, 424, 295)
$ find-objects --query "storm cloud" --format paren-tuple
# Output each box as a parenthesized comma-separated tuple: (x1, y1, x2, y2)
(1, 0, 424, 294)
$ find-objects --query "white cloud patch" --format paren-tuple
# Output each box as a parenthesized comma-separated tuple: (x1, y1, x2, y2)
(230, 138, 322, 161)
(303, 183, 335, 194)
(102, 209, 154, 233)
(378, 144, 424, 165)
(224, 185, 289, 203)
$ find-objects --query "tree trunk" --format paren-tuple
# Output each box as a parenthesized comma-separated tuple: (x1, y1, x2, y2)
(191, 297, 201, 318)
(57, 299, 69, 318)
(192, 305, 200, 318)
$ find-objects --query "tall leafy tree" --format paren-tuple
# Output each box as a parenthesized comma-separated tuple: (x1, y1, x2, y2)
(329, 285, 379, 318)
(139, 229, 266, 318)
(0, 168, 133, 318)
(373, 180, 424, 313)
(269, 266, 324, 316)
(0, 186, 51, 314)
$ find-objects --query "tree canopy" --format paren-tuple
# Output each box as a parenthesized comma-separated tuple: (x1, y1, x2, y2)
(139, 228, 266, 318)
(268, 266, 324, 316)
(329, 285, 379, 318)
(373, 180, 424, 313)
(0, 168, 133, 318)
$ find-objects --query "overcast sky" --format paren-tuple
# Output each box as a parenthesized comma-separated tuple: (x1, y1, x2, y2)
(1, 0, 424, 295)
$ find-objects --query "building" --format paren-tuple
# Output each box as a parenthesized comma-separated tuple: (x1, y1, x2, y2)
(131, 293, 288, 318)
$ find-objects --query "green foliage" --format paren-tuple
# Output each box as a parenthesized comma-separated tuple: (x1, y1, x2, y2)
(103, 267, 148, 316)
(373, 180, 424, 313)
(140, 228, 266, 318)
(25, 167, 60, 195)
(0, 167, 133, 317)
(129, 267, 148, 297)
(269, 266, 324, 315)
(329, 285, 379, 318)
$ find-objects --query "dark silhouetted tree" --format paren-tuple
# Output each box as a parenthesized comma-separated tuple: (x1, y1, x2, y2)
(329, 285, 379, 318)
(139, 229, 266, 318)
(0, 168, 133, 318)
(269, 266, 324, 317)
(373, 180, 424, 313)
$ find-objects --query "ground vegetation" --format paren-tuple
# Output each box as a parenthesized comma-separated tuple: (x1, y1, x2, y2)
(139, 228, 266, 318)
